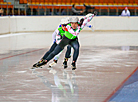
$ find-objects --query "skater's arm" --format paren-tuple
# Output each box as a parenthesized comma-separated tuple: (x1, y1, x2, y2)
(80, 14, 94, 29)
(52, 26, 59, 43)
(78, 16, 87, 23)
(56, 32, 62, 44)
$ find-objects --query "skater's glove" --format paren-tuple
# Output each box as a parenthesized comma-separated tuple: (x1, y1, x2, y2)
(53, 39, 56, 43)
(88, 25, 92, 28)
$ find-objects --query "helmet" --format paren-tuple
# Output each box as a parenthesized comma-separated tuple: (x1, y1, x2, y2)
(60, 17, 69, 25)
(69, 16, 79, 23)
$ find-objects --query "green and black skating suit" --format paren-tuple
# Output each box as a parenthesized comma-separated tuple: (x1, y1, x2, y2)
(42, 25, 71, 60)
(45, 14, 94, 64)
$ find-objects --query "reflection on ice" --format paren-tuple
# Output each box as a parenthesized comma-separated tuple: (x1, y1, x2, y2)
(121, 46, 130, 51)
(32, 68, 78, 102)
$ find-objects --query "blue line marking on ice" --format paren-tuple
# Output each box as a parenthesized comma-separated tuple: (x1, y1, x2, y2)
(109, 69, 138, 102)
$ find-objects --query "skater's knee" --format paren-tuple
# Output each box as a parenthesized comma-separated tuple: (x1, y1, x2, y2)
(73, 45, 79, 51)
(59, 45, 64, 49)
(52, 46, 63, 55)
(47, 51, 51, 54)
(67, 45, 71, 49)
(57, 45, 64, 51)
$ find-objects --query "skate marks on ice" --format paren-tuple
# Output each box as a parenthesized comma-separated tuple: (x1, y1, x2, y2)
(76, 46, 138, 102)
(0, 46, 138, 102)
(31, 46, 138, 102)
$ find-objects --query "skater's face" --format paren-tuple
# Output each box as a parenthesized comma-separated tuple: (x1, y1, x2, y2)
(62, 24, 67, 31)
(71, 22, 78, 29)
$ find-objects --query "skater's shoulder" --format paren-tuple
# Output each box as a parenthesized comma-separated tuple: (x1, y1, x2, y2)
(67, 23, 71, 26)
(66, 24, 71, 29)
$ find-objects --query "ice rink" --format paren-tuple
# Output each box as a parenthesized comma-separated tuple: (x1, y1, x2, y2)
(0, 31, 138, 102)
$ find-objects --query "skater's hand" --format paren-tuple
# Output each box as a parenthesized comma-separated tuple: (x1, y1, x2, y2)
(53, 39, 56, 43)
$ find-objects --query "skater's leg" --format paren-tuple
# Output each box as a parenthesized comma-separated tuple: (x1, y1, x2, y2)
(70, 40, 80, 62)
(65, 45, 72, 58)
(63, 45, 72, 69)
(33, 36, 70, 68)
(42, 42, 57, 60)
(46, 36, 70, 62)
(32, 42, 57, 68)
(33, 45, 63, 68)
(54, 50, 63, 61)
(49, 51, 63, 67)
(46, 45, 63, 62)
(70, 47, 74, 57)
(70, 40, 80, 70)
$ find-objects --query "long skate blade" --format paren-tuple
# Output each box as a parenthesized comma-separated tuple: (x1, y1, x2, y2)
(30, 66, 42, 69)
(48, 62, 57, 68)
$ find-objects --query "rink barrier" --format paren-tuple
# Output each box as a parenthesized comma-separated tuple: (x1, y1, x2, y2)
(0, 16, 138, 54)
(0, 16, 138, 34)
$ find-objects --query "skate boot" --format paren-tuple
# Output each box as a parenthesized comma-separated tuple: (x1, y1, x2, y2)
(49, 60, 57, 67)
(63, 58, 68, 69)
(32, 59, 47, 69)
(71, 61, 76, 70)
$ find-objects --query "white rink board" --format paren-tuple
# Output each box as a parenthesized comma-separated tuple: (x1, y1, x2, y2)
(0, 16, 138, 34)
